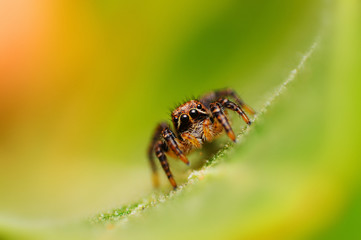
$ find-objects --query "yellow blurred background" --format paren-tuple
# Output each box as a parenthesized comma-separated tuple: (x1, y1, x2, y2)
(0, 0, 360, 239)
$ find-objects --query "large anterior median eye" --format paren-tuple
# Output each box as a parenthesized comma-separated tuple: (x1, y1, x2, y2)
(189, 109, 198, 118)
(181, 114, 189, 122)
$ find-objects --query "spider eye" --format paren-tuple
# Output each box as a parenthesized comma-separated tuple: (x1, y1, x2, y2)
(189, 109, 198, 118)
(197, 104, 202, 109)
(181, 114, 189, 122)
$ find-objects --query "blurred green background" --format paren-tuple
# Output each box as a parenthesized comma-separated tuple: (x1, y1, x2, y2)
(0, 0, 360, 239)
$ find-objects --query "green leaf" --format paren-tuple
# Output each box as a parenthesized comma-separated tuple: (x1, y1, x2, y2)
(1, 1, 361, 240)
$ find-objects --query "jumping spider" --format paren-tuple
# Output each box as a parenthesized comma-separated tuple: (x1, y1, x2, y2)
(148, 88, 255, 189)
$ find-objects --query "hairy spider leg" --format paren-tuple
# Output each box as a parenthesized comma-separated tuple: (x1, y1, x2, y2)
(218, 98, 252, 125)
(201, 88, 255, 115)
(181, 132, 201, 148)
(214, 88, 256, 115)
(147, 122, 168, 187)
(202, 118, 214, 142)
(161, 127, 189, 165)
(155, 140, 177, 189)
(202, 115, 224, 142)
(210, 102, 236, 142)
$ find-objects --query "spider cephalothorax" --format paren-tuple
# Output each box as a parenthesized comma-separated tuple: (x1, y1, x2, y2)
(148, 88, 255, 189)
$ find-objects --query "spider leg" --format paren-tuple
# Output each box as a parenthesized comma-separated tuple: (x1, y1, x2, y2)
(155, 140, 177, 189)
(218, 98, 252, 125)
(201, 88, 255, 115)
(202, 118, 215, 142)
(181, 132, 201, 148)
(215, 88, 255, 115)
(147, 122, 168, 188)
(210, 102, 236, 142)
(162, 127, 190, 165)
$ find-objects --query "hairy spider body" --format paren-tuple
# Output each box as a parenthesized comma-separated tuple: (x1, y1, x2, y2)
(148, 88, 255, 189)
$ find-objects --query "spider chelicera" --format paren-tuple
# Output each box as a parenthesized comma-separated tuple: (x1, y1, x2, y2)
(147, 88, 255, 189)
